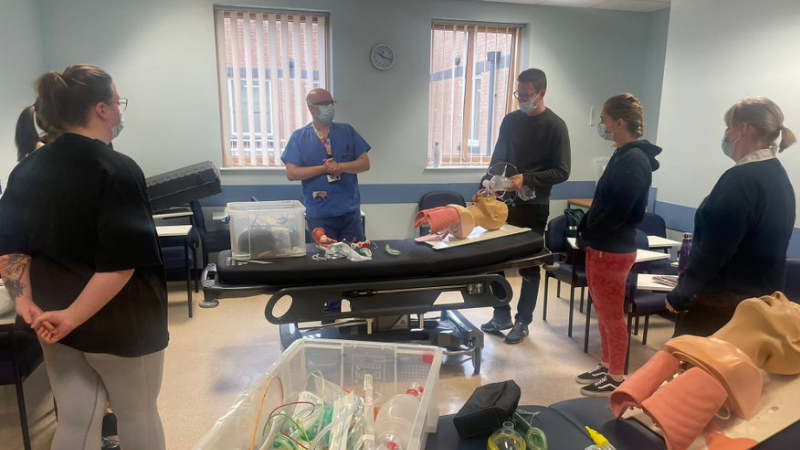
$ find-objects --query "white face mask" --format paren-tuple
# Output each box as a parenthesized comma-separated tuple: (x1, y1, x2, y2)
(112, 112, 124, 139)
(597, 121, 614, 141)
(519, 92, 541, 115)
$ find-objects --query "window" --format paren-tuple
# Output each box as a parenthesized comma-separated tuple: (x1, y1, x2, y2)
(428, 22, 522, 167)
(214, 8, 329, 168)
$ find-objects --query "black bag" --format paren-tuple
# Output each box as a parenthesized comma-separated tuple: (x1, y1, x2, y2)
(453, 380, 521, 439)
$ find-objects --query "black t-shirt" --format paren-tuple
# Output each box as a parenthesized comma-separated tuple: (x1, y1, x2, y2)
(488, 109, 571, 205)
(0, 133, 169, 357)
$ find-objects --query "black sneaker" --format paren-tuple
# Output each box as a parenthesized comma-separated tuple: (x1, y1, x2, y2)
(580, 375, 623, 397)
(575, 364, 609, 384)
(504, 321, 529, 344)
(481, 318, 514, 333)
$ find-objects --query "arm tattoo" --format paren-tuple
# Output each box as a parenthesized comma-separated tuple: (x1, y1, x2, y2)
(5, 278, 24, 301)
(0, 254, 31, 301)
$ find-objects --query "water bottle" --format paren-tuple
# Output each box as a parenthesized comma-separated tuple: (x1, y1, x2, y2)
(677, 232, 693, 276)
(433, 141, 442, 168)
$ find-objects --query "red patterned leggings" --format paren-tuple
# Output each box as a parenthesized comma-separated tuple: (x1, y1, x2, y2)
(585, 247, 637, 376)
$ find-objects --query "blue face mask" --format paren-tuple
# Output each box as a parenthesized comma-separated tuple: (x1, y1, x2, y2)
(316, 105, 335, 125)
(112, 112, 124, 139)
(721, 129, 739, 159)
(597, 121, 614, 141)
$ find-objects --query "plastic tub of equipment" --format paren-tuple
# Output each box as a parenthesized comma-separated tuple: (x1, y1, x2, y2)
(226, 200, 306, 260)
(193, 339, 442, 450)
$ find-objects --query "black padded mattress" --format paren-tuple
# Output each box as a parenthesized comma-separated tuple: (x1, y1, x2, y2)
(215, 231, 544, 286)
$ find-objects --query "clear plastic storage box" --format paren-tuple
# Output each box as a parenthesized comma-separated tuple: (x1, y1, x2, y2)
(226, 200, 306, 260)
(193, 340, 442, 450)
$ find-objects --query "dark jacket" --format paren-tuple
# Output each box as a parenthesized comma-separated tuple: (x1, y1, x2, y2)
(577, 140, 661, 253)
(666, 158, 795, 309)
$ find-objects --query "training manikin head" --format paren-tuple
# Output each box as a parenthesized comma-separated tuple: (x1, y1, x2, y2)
(713, 292, 800, 376)
(413, 205, 475, 239)
(664, 336, 762, 420)
(467, 195, 509, 231)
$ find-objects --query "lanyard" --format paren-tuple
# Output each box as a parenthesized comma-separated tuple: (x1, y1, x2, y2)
(314, 126, 332, 158)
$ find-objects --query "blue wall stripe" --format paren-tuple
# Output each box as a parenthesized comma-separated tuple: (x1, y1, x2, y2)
(655, 200, 800, 259)
(199, 180, 598, 206)
(653, 201, 695, 233)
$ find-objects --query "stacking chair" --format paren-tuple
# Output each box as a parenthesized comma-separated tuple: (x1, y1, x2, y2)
(1, 328, 45, 450)
(417, 191, 466, 236)
(542, 215, 588, 337)
(190, 200, 231, 268)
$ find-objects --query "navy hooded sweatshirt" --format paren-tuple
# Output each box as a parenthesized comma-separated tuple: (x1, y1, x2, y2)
(577, 140, 662, 253)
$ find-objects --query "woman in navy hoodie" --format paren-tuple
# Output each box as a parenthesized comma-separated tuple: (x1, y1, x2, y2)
(575, 94, 661, 397)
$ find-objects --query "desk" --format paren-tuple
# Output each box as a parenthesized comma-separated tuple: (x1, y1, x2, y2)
(156, 225, 194, 317)
(637, 274, 675, 292)
(152, 208, 194, 221)
(566, 237, 671, 264)
(567, 198, 593, 209)
(646, 235, 681, 249)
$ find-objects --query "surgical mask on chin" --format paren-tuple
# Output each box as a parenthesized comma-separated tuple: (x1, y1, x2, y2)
(597, 121, 614, 141)
(112, 112, 124, 139)
(316, 105, 335, 125)
(721, 129, 738, 159)
(519, 93, 540, 115)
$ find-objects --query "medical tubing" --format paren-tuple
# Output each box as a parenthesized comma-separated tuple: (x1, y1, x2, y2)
(250, 376, 285, 450)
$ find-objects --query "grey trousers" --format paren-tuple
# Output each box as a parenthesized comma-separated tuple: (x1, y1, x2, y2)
(41, 342, 166, 450)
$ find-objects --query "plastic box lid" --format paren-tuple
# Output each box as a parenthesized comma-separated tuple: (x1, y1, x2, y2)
(226, 200, 305, 212)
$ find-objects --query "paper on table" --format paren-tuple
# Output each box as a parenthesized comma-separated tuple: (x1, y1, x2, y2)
(425, 224, 532, 250)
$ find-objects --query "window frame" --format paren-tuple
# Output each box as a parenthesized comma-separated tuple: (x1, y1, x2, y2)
(214, 7, 331, 169)
(428, 20, 523, 168)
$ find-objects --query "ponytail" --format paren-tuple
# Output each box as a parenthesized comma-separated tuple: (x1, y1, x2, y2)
(34, 65, 113, 137)
(778, 126, 797, 153)
(14, 105, 41, 161)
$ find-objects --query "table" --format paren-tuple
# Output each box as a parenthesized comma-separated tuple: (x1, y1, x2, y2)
(152, 208, 194, 221)
(646, 235, 681, 249)
(156, 225, 194, 317)
(567, 198, 593, 209)
(566, 237, 672, 264)
(637, 274, 676, 292)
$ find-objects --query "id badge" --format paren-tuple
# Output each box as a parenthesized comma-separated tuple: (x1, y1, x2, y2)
(312, 191, 328, 202)
(327, 174, 341, 182)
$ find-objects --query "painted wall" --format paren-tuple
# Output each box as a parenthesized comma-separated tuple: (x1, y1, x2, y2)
(654, 0, 800, 229)
(640, 7, 669, 144)
(0, 0, 45, 188)
(4, 0, 667, 238)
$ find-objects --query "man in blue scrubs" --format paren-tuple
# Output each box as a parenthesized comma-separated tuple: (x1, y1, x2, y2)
(282, 88, 371, 314)
(282, 88, 371, 242)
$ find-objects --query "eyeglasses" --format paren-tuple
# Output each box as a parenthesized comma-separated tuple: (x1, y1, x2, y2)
(107, 98, 129, 112)
(308, 100, 337, 107)
(513, 91, 536, 102)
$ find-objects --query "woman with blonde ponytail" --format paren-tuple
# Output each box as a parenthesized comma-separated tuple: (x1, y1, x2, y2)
(667, 97, 796, 337)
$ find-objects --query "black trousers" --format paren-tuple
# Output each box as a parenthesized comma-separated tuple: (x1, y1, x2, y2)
(493, 203, 550, 324)
(672, 302, 737, 337)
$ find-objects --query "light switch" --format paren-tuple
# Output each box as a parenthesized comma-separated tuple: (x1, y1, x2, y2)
(589, 106, 596, 127)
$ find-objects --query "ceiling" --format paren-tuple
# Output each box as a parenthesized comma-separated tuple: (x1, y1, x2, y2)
(476, 0, 671, 13)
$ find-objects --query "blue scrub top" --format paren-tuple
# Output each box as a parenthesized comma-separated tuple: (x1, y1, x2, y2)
(282, 122, 371, 219)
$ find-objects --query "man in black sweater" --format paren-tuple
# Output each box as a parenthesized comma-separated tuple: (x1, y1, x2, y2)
(481, 68, 571, 344)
